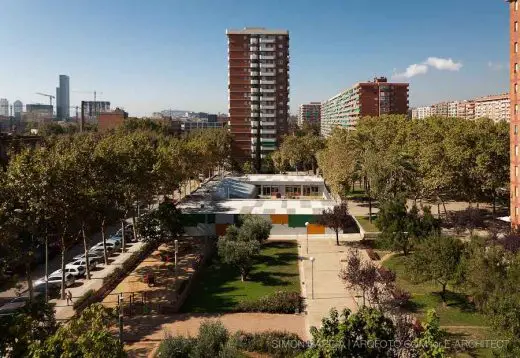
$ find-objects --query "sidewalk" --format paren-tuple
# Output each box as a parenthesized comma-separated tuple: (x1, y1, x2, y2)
(53, 241, 145, 321)
(298, 234, 363, 339)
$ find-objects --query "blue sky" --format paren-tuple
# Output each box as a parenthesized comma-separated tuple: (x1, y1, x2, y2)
(0, 0, 510, 116)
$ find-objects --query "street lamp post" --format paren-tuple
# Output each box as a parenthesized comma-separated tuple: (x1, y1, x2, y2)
(310, 257, 315, 299)
(305, 222, 309, 254)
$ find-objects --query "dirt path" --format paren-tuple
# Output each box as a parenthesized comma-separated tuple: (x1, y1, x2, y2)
(124, 312, 306, 357)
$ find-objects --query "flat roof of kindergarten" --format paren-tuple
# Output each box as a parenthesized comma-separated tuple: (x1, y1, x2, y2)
(178, 197, 336, 215)
(237, 174, 325, 184)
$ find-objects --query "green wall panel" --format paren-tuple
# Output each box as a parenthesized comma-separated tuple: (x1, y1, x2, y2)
(288, 214, 318, 228)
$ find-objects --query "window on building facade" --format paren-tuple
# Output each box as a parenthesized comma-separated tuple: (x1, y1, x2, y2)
(516, 21, 519, 32)
(516, 1, 519, 11)
(516, 42, 518, 53)
(516, 145, 519, 156)
(516, 207, 519, 216)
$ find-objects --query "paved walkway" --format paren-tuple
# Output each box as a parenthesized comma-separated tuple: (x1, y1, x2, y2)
(298, 234, 363, 339)
(53, 241, 145, 321)
(123, 312, 306, 357)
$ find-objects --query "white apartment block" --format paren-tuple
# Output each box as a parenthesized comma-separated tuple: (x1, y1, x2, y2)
(412, 106, 433, 119)
(474, 94, 510, 122)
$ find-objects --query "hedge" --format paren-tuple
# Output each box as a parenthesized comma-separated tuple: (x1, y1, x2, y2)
(234, 291, 304, 314)
(72, 289, 96, 310)
(74, 242, 156, 313)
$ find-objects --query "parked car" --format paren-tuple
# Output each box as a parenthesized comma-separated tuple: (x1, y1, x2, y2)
(35, 272, 75, 288)
(114, 226, 135, 242)
(51, 267, 84, 279)
(91, 242, 117, 253)
(73, 252, 104, 262)
(0, 294, 42, 315)
(67, 258, 97, 271)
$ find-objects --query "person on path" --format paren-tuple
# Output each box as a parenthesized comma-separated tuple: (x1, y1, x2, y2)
(66, 290, 73, 306)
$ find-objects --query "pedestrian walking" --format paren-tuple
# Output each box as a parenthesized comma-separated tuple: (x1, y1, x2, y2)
(66, 290, 73, 306)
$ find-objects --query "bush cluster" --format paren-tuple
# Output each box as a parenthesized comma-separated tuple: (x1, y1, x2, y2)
(155, 320, 242, 358)
(234, 330, 306, 358)
(155, 320, 304, 358)
(234, 291, 303, 314)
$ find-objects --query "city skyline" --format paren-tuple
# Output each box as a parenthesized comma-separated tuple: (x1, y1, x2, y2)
(0, 0, 509, 116)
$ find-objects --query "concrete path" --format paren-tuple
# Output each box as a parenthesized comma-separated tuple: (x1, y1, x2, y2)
(123, 312, 306, 357)
(53, 241, 145, 321)
(298, 234, 363, 339)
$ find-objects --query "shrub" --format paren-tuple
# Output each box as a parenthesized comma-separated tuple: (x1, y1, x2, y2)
(234, 331, 306, 358)
(72, 289, 96, 310)
(234, 291, 303, 314)
(192, 319, 229, 358)
(155, 334, 196, 358)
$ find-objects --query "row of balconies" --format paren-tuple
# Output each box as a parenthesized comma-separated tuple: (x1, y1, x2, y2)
(250, 37, 276, 44)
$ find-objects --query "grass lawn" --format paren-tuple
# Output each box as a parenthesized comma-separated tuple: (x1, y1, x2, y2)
(383, 254, 494, 357)
(355, 216, 379, 232)
(181, 241, 300, 313)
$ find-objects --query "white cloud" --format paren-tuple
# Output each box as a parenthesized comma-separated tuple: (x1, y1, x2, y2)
(393, 63, 429, 79)
(488, 61, 505, 71)
(424, 57, 463, 71)
(392, 56, 463, 80)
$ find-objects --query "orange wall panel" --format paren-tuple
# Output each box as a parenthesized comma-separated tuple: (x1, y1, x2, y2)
(307, 224, 325, 235)
(270, 214, 288, 225)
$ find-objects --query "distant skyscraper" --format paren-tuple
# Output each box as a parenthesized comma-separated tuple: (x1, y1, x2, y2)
(56, 75, 70, 120)
(13, 100, 23, 120)
(0, 99, 8, 117)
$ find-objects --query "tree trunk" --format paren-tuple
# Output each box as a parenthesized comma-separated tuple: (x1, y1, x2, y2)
(82, 223, 91, 280)
(492, 190, 496, 215)
(60, 231, 67, 300)
(121, 219, 126, 253)
(440, 282, 447, 305)
(101, 218, 108, 265)
(26, 261, 33, 302)
(335, 229, 340, 246)
(367, 182, 373, 223)
(132, 215, 138, 242)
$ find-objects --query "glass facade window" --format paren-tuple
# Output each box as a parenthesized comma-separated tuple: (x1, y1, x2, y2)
(303, 186, 320, 196)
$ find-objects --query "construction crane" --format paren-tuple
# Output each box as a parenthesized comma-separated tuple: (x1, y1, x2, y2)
(72, 90, 103, 103)
(35, 92, 55, 106)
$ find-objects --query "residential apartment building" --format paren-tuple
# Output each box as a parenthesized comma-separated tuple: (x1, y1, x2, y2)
(320, 77, 409, 137)
(509, 0, 520, 227)
(226, 27, 290, 165)
(474, 94, 510, 122)
(457, 101, 475, 120)
(298, 102, 321, 126)
(0, 99, 8, 117)
(411, 106, 432, 119)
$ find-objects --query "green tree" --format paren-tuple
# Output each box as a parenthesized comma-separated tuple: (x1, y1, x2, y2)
(139, 198, 184, 245)
(237, 215, 272, 243)
(29, 303, 126, 358)
(217, 226, 261, 282)
(408, 236, 464, 303)
(413, 309, 446, 358)
(0, 299, 57, 357)
(305, 307, 396, 358)
(376, 198, 412, 255)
